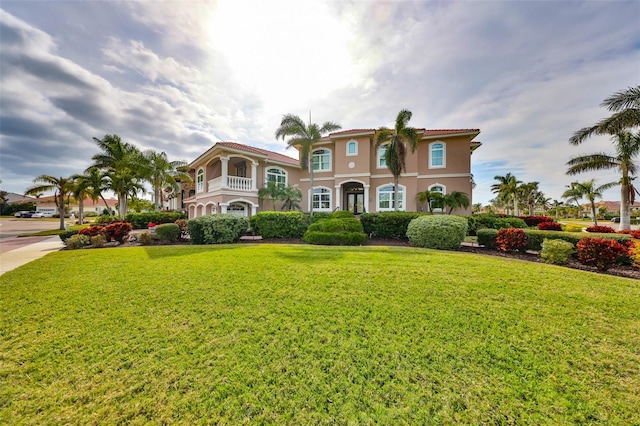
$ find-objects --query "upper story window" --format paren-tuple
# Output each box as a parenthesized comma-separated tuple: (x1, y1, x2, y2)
(196, 168, 204, 192)
(266, 167, 287, 187)
(377, 144, 388, 168)
(430, 142, 446, 168)
(312, 187, 332, 211)
(312, 148, 331, 171)
(377, 185, 404, 211)
(346, 140, 358, 156)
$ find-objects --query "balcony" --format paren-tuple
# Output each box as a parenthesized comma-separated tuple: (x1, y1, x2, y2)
(208, 176, 254, 192)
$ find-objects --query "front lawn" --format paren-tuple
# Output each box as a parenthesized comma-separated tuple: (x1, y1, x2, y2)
(1, 245, 638, 424)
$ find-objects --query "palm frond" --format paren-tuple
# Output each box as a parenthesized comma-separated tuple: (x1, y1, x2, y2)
(601, 85, 640, 111)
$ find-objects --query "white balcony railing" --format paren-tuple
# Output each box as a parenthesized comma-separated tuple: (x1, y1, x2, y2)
(208, 176, 254, 192)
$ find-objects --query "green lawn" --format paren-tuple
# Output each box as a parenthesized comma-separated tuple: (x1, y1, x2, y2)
(1, 245, 638, 424)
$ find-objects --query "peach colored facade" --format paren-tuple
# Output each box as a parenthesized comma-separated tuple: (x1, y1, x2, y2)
(183, 129, 481, 218)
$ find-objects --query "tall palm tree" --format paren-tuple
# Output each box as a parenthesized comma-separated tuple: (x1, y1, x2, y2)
(567, 131, 640, 229)
(520, 181, 541, 215)
(550, 199, 564, 220)
(562, 179, 616, 226)
(490, 173, 522, 216)
(374, 109, 420, 211)
(75, 167, 113, 216)
(275, 114, 341, 215)
(24, 175, 74, 230)
(442, 191, 470, 214)
(70, 178, 90, 225)
(570, 85, 640, 145)
(142, 150, 191, 211)
(90, 134, 143, 218)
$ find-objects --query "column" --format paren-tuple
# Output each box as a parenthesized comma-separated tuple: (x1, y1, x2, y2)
(221, 157, 229, 188)
(251, 162, 258, 191)
(251, 204, 257, 216)
(364, 184, 370, 213)
(334, 185, 341, 211)
(220, 203, 228, 214)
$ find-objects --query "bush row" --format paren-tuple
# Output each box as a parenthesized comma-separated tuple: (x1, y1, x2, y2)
(476, 227, 631, 251)
(187, 214, 248, 244)
(406, 215, 468, 250)
(124, 212, 187, 229)
(360, 212, 424, 239)
(303, 213, 368, 245)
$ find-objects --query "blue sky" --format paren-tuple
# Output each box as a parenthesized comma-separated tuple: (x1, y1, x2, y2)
(1, 0, 638, 205)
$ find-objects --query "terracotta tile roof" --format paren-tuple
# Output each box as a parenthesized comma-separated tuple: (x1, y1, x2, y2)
(329, 129, 375, 136)
(33, 195, 118, 206)
(328, 128, 480, 138)
(215, 142, 299, 166)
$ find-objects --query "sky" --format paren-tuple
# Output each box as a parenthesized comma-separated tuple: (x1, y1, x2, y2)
(0, 0, 639, 205)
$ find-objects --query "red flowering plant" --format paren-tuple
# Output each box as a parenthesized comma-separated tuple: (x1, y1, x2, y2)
(585, 225, 616, 233)
(576, 238, 629, 271)
(496, 228, 528, 252)
(518, 216, 554, 227)
(618, 229, 640, 239)
(538, 222, 562, 231)
(78, 225, 105, 237)
(103, 222, 133, 244)
(148, 222, 157, 229)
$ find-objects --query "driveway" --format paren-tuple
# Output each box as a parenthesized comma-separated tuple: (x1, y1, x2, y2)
(0, 218, 60, 253)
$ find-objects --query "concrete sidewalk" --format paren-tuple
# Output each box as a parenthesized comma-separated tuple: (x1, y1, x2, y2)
(0, 236, 64, 276)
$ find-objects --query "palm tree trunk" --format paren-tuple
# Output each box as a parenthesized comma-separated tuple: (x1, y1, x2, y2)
(155, 187, 161, 212)
(100, 195, 112, 217)
(58, 192, 65, 230)
(118, 193, 127, 218)
(620, 184, 631, 230)
(590, 202, 598, 226)
(309, 163, 315, 216)
(394, 176, 399, 212)
(78, 199, 84, 225)
(513, 197, 519, 217)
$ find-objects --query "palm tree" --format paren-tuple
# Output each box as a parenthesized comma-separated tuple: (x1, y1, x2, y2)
(90, 134, 143, 218)
(570, 85, 640, 145)
(490, 173, 522, 216)
(281, 185, 303, 211)
(416, 189, 444, 214)
(142, 150, 192, 211)
(75, 167, 113, 217)
(442, 191, 470, 214)
(520, 181, 541, 215)
(24, 175, 74, 230)
(374, 109, 420, 211)
(562, 179, 616, 226)
(550, 199, 564, 220)
(258, 181, 284, 211)
(567, 131, 640, 229)
(275, 114, 341, 215)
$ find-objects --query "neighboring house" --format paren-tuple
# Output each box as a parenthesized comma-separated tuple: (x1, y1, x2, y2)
(31, 195, 118, 215)
(594, 200, 640, 215)
(4, 192, 35, 204)
(184, 128, 481, 218)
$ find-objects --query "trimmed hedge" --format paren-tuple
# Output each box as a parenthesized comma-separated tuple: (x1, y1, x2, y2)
(467, 214, 527, 235)
(303, 231, 368, 245)
(540, 239, 575, 265)
(307, 218, 364, 234)
(406, 215, 468, 250)
(124, 211, 187, 229)
(360, 212, 424, 239)
(476, 229, 498, 249)
(59, 229, 79, 242)
(249, 211, 308, 238)
(330, 210, 356, 219)
(155, 223, 181, 242)
(518, 215, 554, 226)
(476, 228, 631, 251)
(187, 214, 249, 244)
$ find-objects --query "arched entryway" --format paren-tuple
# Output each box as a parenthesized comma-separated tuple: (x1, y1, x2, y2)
(342, 182, 365, 215)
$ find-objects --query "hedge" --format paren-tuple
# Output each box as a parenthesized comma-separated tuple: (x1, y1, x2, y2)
(155, 223, 181, 242)
(476, 229, 498, 249)
(406, 215, 468, 250)
(360, 212, 424, 239)
(303, 231, 368, 246)
(249, 211, 308, 238)
(124, 211, 187, 229)
(306, 218, 364, 234)
(476, 228, 631, 251)
(467, 214, 527, 235)
(187, 214, 249, 244)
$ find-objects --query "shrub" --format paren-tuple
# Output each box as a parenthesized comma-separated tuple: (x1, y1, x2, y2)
(66, 234, 89, 249)
(90, 234, 106, 248)
(187, 214, 249, 244)
(562, 223, 584, 233)
(476, 229, 498, 249)
(406, 215, 468, 250)
(330, 210, 356, 219)
(78, 225, 105, 237)
(524, 230, 584, 251)
(94, 215, 118, 225)
(360, 212, 424, 239)
(538, 222, 562, 231)
(250, 212, 308, 238)
(306, 218, 364, 234)
(496, 228, 527, 252)
(586, 225, 615, 233)
(576, 238, 629, 271)
(124, 211, 187, 229)
(175, 219, 188, 239)
(618, 229, 640, 239)
(155, 223, 181, 242)
(103, 222, 132, 244)
(59, 229, 79, 242)
(304, 212, 331, 224)
(466, 214, 527, 235)
(518, 216, 554, 227)
(494, 217, 528, 230)
(303, 231, 368, 245)
(540, 239, 574, 265)
(84, 211, 99, 217)
(630, 240, 640, 268)
(139, 232, 154, 245)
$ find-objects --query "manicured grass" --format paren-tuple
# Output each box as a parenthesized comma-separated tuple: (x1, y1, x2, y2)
(1, 245, 639, 424)
(18, 224, 90, 237)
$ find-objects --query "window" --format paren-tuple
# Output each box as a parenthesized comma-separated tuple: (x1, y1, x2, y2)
(377, 144, 388, 168)
(312, 149, 331, 171)
(346, 140, 358, 156)
(196, 168, 204, 192)
(266, 167, 287, 187)
(430, 142, 446, 168)
(429, 184, 445, 211)
(377, 185, 404, 211)
(312, 187, 331, 211)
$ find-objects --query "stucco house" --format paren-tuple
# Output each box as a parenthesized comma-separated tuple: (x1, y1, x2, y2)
(181, 128, 481, 218)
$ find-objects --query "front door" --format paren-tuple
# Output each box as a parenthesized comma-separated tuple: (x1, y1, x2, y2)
(347, 193, 365, 215)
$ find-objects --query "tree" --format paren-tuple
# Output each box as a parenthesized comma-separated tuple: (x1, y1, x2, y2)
(258, 181, 284, 211)
(472, 202, 482, 213)
(442, 191, 470, 214)
(24, 175, 74, 230)
(519, 181, 541, 215)
(142, 150, 191, 211)
(90, 134, 143, 218)
(281, 185, 303, 211)
(70, 177, 91, 225)
(562, 180, 615, 226)
(374, 110, 420, 211)
(567, 131, 640, 229)
(416, 189, 444, 214)
(74, 167, 113, 218)
(570, 85, 640, 145)
(275, 114, 341, 215)
(491, 173, 522, 216)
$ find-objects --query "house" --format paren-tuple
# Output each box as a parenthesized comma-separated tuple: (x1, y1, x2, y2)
(183, 128, 481, 218)
(31, 195, 118, 216)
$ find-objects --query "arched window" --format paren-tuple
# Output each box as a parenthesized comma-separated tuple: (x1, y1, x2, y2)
(429, 184, 445, 211)
(430, 142, 446, 168)
(266, 167, 287, 187)
(346, 140, 358, 156)
(377, 144, 388, 168)
(377, 185, 404, 211)
(312, 149, 331, 171)
(312, 187, 331, 211)
(196, 168, 204, 192)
